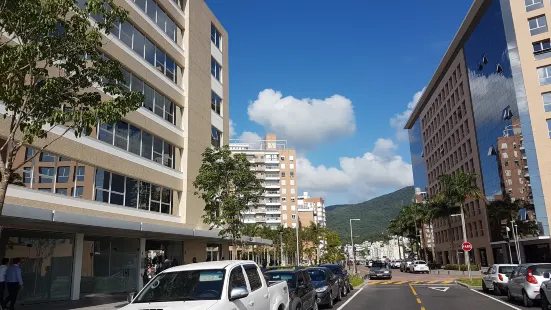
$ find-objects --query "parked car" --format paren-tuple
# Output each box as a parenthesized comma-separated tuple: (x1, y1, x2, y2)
(306, 267, 340, 308)
(265, 269, 317, 310)
(538, 270, 551, 309)
(319, 264, 351, 295)
(368, 261, 392, 280)
(391, 260, 402, 269)
(400, 260, 413, 272)
(122, 260, 289, 310)
(366, 260, 373, 267)
(507, 263, 551, 307)
(405, 260, 429, 274)
(482, 264, 516, 295)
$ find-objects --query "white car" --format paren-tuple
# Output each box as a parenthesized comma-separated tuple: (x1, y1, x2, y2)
(482, 264, 516, 295)
(507, 263, 551, 307)
(407, 260, 429, 274)
(392, 260, 403, 269)
(122, 260, 289, 310)
(400, 260, 412, 272)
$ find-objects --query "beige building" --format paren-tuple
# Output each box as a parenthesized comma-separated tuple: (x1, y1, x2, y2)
(405, 0, 551, 265)
(230, 134, 298, 229)
(0, 0, 270, 305)
(297, 192, 326, 228)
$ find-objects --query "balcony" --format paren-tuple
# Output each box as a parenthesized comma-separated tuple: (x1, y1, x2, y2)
(265, 174, 280, 180)
(255, 216, 266, 222)
(264, 183, 280, 189)
(265, 165, 280, 171)
(266, 208, 281, 214)
(266, 200, 281, 206)
(265, 191, 280, 197)
(266, 217, 281, 223)
(254, 207, 267, 213)
(265, 158, 279, 164)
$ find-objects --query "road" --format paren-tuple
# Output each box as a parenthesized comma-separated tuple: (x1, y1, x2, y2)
(336, 269, 532, 310)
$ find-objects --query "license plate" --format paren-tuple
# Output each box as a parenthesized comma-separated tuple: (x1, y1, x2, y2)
(377, 274, 382, 276)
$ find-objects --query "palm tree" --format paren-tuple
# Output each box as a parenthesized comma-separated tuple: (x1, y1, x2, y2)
(426, 194, 458, 264)
(439, 171, 482, 267)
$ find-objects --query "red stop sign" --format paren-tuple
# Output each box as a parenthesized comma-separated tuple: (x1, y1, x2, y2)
(462, 241, 472, 252)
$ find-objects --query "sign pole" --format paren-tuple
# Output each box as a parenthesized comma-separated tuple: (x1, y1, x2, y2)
(462, 241, 473, 280)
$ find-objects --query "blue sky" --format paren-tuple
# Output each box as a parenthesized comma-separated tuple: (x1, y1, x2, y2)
(206, 0, 473, 205)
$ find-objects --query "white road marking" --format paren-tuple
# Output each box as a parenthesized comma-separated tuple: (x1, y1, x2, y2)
(429, 287, 449, 292)
(470, 289, 522, 310)
(336, 286, 365, 310)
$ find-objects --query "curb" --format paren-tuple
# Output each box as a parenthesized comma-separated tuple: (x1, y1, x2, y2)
(455, 280, 482, 290)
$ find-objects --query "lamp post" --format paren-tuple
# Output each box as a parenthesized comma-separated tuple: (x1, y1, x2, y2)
(279, 231, 284, 266)
(296, 213, 300, 266)
(350, 218, 360, 274)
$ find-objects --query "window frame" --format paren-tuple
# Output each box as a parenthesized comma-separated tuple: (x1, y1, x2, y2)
(211, 91, 222, 115)
(529, 15, 548, 36)
(211, 24, 222, 49)
(211, 57, 222, 81)
(525, 0, 544, 12)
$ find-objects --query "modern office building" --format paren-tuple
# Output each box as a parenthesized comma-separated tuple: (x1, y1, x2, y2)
(405, 0, 551, 266)
(0, 0, 270, 305)
(297, 192, 326, 228)
(230, 134, 298, 229)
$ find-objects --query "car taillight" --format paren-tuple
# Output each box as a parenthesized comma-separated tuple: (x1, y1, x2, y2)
(526, 268, 538, 284)
(498, 274, 503, 281)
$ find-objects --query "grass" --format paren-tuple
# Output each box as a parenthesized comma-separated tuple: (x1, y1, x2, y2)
(456, 277, 483, 287)
(350, 275, 364, 287)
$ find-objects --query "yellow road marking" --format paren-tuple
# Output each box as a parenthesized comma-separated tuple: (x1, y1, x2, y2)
(421, 307, 426, 310)
(409, 284, 418, 295)
(417, 298, 422, 304)
(442, 281, 452, 284)
(395, 281, 408, 284)
(427, 280, 438, 284)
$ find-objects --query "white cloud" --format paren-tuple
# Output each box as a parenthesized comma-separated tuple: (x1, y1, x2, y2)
(390, 87, 426, 141)
(297, 138, 413, 203)
(237, 131, 263, 144)
(247, 89, 355, 149)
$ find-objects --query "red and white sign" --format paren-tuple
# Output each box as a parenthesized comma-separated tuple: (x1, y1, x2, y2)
(462, 241, 472, 252)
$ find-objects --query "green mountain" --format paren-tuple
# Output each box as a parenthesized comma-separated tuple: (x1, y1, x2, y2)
(325, 186, 415, 243)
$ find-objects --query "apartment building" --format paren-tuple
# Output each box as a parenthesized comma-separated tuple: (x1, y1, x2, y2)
(230, 134, 298, 229)
(0, 0, 270, 304)
(405, 0, 551, 266)
(297, 192, 326, 228)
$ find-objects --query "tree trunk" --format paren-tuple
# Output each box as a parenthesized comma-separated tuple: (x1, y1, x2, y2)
(0, 176, 9, 217)
(397, 236, 403, 260)
(421, 223, 428, 261)
(430, 221, 437, 264)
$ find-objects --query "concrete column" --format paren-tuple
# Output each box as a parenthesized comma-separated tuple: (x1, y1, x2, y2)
(138, 238, 146, 291)
(71, 233, 84, 300)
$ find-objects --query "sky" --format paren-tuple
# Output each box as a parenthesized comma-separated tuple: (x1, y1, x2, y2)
(205, 0, 473, 206)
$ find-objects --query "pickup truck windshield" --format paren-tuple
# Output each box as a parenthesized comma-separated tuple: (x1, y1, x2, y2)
(266, 272, 296, 289)
(134, 269, 225, 303)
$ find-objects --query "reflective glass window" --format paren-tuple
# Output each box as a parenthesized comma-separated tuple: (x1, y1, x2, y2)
(538, 65, 551, 85)
(529, 15, 548, 35)
(525, 0, 544, 12)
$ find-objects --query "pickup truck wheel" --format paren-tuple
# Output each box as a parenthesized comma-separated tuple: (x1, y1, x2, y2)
(290, 298, 301, 310)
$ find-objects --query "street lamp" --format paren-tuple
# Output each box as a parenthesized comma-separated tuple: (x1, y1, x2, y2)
(350, 218, 360, 274)
(296, 213, 300, 267)
(279, 231, 284, 266)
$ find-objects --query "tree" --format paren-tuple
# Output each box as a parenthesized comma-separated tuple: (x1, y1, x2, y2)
(193, 145, 263, 257)
(321, 231, 344, 264)
(0, 0, 143, 214)
(439, 171, 482, 267)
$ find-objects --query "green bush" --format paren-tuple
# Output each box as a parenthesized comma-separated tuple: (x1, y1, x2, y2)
(456, 278, 482, 287)
(350, 275, 364, 287)
(444, 264, 479, 271)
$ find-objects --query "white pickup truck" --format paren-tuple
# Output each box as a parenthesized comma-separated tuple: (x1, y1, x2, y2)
(121, 260, 289, 310)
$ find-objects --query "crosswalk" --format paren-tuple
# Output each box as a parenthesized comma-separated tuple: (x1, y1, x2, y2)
(368, 280, 455, 285)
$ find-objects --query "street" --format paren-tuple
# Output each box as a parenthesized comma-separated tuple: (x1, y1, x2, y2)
(337, 269, 532, 310)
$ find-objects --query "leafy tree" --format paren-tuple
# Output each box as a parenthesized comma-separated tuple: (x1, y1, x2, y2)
(321, 230, 344, 264)
(0, 0, 143, 213)
(439, 171, 482, 266)
(193, 145, 263, 257)
(487, 196, 539, 240)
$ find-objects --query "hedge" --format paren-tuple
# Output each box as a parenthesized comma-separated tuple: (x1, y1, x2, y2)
(444, 264, 480, 271)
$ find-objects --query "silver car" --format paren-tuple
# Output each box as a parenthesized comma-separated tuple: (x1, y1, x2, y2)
(507, 263, 551, 307)
(482, 264, 516, 295)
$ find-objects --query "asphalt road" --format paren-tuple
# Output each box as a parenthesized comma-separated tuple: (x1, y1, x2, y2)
(340, 283, 532, 310)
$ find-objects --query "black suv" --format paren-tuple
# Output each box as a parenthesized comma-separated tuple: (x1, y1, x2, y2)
(319, 264, 351, 296)
(265, 269, 317, 310)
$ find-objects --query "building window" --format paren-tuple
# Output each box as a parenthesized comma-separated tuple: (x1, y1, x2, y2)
(529, 15, 548, 36)
(211, 24, 222, 49)
(25, 147, 34, 160)
(291, 214, 296, 220)
(281, 180, 286, 186)
(211, 91, 222, 115)
(289, 155, 294, 161)
(23, 167, 32, 184)
(56, 188, 68, 196)
(74, 166, 85, 182)
(281, 163, 286, 169)
(539, 65, 551, 85)
(281, 172, 286, 177)
(57, 166, 70, 183)
(80, 1, 181, 84)
(547, 119, 551, 138)
(525, 0, 544, 11)
(39, 152, 55, 162)
(38, 167, 54, 183)
(98, 121, 176, 169)
(94, 168, 173, 214)
(290, 172, 294, 177)
(133, 0, 180, 42)
(211, 126, 221, 147)
(543, 93, 551, 112)
(290, 180, 295, 186)
(211, 57, 222, 81)
(72, 186, 84, 198)
(280, 156, 285, 161)
(533, 39, 551, 59)
(38, 188, 52, 193)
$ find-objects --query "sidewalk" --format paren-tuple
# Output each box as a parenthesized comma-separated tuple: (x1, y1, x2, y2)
(18, 294, 127, 310)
